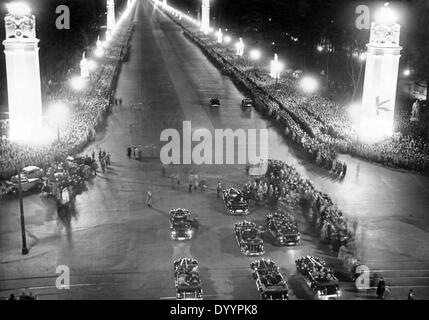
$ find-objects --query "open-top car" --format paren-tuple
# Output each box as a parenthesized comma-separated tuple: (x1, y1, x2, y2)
(234, 220, 264, 256)
(241, 97, 253, 108)
(223, 187, 249, 215)
(250, 259, 289, 300)
(266, 212, 300, 246)
(169, 208, 198, 240)
(174, 258, 203, 300)
(295, 256, 341, 300)
(209, 97, 221, 107)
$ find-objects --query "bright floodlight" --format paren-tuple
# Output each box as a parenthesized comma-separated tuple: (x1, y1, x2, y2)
(48, 102, 69, 124)
(403, 69, 410, 76)
(250, 49, 261, 61)
(70, 76, 85, 91)
(375, 2, 398, 25)
(87, 60, 97, 72)
(224, 35, 232, 44)
(6, 2, 31, 16)
(300, 76, 319, 93)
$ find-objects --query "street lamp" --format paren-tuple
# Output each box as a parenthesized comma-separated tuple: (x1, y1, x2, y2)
(17, 167, 29, 255)
(48, 102, 69, 142)
(300, 76, 319, 94)
(224, 35, 232, 44)
(403, 69, 411, 76)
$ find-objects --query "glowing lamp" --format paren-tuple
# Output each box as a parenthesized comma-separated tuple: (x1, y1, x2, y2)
(300, 77, 319, 94)
(250, 49, 261, 61)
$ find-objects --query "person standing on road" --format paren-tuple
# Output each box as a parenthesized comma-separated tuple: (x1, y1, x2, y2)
(217, 181, 222, 198)
(188, 174, 193, 193)
(408, 289, 415, 300)
(146, 190, 153, 208)
(376, 277, 386, 299)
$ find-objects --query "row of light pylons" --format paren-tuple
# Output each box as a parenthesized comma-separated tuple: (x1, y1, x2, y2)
(79, 0, 137, 82)
(152, 0, 284, 81)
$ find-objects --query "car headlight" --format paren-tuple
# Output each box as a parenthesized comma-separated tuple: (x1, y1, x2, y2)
(186, 230, 193, 236)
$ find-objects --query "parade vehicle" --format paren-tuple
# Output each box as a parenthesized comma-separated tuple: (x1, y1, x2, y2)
(295, 256, 341, 300)
(209, 97, 221, 107)
(266, 212, 300, 246)
(222, 187, 250, 215)
(241, 98, 253, 108)
(234, 221, 265, 256)
(173, 258, 203, 300)
(169, 208, 198, 240)
(250, 259, 289, 300)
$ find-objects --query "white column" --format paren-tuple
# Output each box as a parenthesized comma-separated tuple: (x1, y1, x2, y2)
(3, 4, 43, 141)
(107, 0, 116, 33)
(80, 52, 89, 79)
(217, 28, 223, 44)
(201, 0, 210, 34)
(361, 19, 402, 141)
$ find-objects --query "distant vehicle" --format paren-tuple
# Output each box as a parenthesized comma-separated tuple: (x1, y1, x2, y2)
(12, 166, 44, 182)
(293, 70, 304, 79)
(174, 258, 203, 300)
(295, 256, 341, 300)
(234, 220, 264, 256)
(250, 259, 289, 300)
(266, 212, 300, 246)
(209, 97, 221, 107)
(169, 208, 198, 240)
(241, 98, 253, 108)
(222, 187, 249, 215)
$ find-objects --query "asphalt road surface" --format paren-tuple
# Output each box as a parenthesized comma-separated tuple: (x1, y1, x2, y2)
(1, 0, 429, 300)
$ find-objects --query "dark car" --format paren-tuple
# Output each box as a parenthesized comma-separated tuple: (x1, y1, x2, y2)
(209, 97, 221, 107)
(250, 259, 289, 300)
(295, 256, 341, 300)
(223, 188, 249, 215)
(234, 221, 264, 256)
(174, 258, 203, 300)
(266, 212, 300, 246)
(241, 98, 253, 108)
(169, 208, 198, 240)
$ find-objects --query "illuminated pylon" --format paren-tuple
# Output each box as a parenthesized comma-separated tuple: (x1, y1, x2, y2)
(201, 0, 210, 34)
(3, 3, 43, 141)
(236, 38, 244, 56)
(107, 0, 116, 33)
(360, 3, 402, 141)
(80, 52, 89, 79)
(217, 28, 223, 44)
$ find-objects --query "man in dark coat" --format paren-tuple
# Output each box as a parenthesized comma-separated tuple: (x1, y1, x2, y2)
(376, 277, 386, 299)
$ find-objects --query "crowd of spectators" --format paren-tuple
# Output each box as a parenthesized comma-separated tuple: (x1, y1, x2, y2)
(173, 13, 429, 175)
(263, 160, 350, 251)
(0, 20, 134, 180)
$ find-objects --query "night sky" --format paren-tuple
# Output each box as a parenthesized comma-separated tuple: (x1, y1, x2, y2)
(0, 0, 425, 112)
